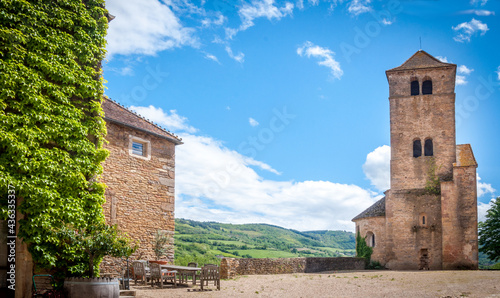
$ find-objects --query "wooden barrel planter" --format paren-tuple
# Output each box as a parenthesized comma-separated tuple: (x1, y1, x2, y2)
(64, 277, 119, 298)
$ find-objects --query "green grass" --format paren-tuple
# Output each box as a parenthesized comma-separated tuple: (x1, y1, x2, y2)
(174, 218, 356, 263)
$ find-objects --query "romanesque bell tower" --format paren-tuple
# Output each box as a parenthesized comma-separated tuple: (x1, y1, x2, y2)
(386, 50, 457, 190)
(353, 50, 478, 270)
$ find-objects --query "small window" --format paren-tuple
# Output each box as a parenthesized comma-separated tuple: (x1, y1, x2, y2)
(424, 139, 433, 156)
(129, 135, 151, 160)
(366, 231, 375, 247)
(132, 141, 144, 156)
(411, 80, 420, 96)
(422, 80, 432, 95)
(413, 139, 422, 158)
(422, 216, 426, 225)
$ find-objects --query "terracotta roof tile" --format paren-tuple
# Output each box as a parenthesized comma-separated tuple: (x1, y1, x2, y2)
(352, 197, 386, 221)
(454, 144, 477, 167)
(387, 50, 455, 72)
(102, 97, 183, 144)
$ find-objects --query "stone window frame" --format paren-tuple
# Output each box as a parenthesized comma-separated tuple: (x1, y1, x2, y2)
(420, 212, 427, 226)
(366, 231, 375, 248)
(422, 77, 433, 95)
(424, 138, 433, 156)
(410, 78, 420, 96)
(129, 135, 151, 160)
(413, 138, 422, 158)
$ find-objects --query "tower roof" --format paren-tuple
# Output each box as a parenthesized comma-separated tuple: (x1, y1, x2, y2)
(102, 97, 183, 145)
(352, 197, 386, 221)
(454, 144, 478, 167)
(386, 50, 456, 72)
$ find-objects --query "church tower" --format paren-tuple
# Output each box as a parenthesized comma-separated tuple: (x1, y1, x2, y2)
(386, 50, 457, 190)
(352, 50, 478, 270)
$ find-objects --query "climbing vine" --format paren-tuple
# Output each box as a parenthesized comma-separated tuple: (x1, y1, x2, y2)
(425, 157, 441, 195)
(355, 231, 372, 267)
(0, 0, 110, 277)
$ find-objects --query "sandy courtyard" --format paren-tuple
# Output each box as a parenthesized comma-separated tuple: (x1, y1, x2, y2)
(132, 270, 500, 298)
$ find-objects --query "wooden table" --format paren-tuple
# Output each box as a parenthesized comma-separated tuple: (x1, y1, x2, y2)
(161, 265, 201, 286)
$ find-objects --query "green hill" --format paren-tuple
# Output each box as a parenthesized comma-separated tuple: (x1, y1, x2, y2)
(174, 218, 356, 266)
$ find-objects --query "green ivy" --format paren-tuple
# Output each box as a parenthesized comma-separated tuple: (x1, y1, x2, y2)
(355, 231, 372, 267)
(0, 0, 110, 278)
(425, 157, 441, 195)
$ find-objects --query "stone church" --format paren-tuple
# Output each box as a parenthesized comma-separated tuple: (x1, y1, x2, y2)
(352, 50, 478, 270)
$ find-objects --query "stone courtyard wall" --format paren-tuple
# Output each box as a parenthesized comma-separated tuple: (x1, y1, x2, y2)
(220, 257, 365, 279)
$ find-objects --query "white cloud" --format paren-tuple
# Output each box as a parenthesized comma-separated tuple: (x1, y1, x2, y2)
(478, 198, 496, 223)
(456, 75, 467, 86)
(225, 46, 245, 63)
(458, 65, 474, 75)
(106, 0, 198, 57)
(201, 13, 226, 27)
(477, 174, 496, 198)
(204, 53, 220, 63)
(381, 18, 394, 25)
(452, 18, 489, 42)
(470, 0, 488, 6)
(175, 133, 378, 231)
(129, 103, 379, 231)
(456, 65, 474, 85)
(362, 145, 391, 191)
(496, 66, 500, 80)
(226, 0, 294, 39)
(297, 41, 343, 79)
(129, 105, 197, 133)
(348, 0, 372, 16)
(436, 56, 449, 63)
(249, 117, 260, 127)
(436, 58, 473, 85)
(460, 9, 495, 16)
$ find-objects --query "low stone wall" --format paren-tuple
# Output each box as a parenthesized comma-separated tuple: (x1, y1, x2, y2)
(220, 257, 365, 279)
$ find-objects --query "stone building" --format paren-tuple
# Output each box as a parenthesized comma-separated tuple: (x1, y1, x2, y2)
(99, 98, 182, 272)
(352, 50, 478, 270)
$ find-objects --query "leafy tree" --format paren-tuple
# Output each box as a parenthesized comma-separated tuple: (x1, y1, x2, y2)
(479, 198, 500, 262)
(55, 223, 137, 278)
(356, 231, 373, 265)
(0, 0, 112, 278)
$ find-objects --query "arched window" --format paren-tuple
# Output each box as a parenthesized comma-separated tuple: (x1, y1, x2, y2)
(424, 139, 433, 156)
(413, 139, 422, 158)
(422, 216, 426, 225)
(411, 80, 420, 96)
(366, 231, 375, 247)
(422, 80, 432, 95)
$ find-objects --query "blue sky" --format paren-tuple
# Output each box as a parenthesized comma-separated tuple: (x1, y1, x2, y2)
(103, 0, 499, 231)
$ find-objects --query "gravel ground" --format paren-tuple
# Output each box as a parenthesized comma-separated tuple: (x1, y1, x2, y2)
(132, 270, 500, 298)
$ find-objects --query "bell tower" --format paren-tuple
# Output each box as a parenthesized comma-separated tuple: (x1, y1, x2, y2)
(385, 50, 457, 191)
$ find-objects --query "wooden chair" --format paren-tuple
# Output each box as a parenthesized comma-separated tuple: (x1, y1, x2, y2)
(199, 264, 220, 291)
(131, 261, 150, 285)
(150, 262, 177, 288)
(181, 262, 200, 285)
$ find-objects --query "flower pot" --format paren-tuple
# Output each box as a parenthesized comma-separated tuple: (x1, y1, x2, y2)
(64, 277, 119, 298)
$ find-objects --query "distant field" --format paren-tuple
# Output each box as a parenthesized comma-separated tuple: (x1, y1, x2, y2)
(174, 218, 357, 265)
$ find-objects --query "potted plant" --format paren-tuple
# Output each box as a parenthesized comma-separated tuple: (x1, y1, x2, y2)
(149, 229, 171, 265)
(56, 222, 137, 298)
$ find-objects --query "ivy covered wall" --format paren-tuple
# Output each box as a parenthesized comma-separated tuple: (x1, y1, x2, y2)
(0, 0, 109, 277)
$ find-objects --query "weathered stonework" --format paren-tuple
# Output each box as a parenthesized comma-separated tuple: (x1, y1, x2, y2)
(353, 51, 478, 270)
(99, 98, 182, 275)
(220, 257, 365, 279)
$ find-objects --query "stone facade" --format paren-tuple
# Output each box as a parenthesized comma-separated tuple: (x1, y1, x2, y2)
(353, 51, 478, 270)
(99, 98, 182, 274)
(220, 257, 365, 279)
